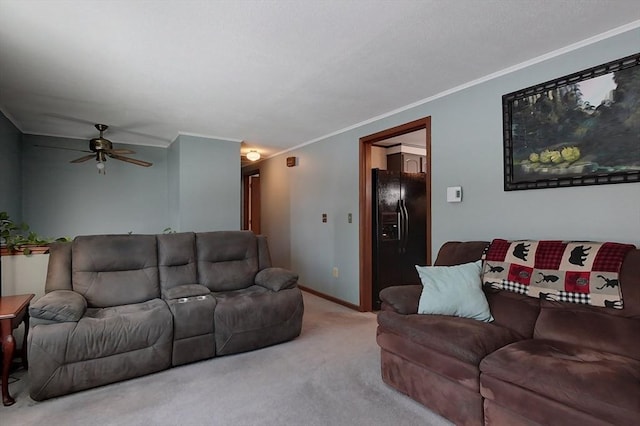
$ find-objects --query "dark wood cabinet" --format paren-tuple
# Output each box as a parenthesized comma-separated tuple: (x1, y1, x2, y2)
(387, 152, 426, 173)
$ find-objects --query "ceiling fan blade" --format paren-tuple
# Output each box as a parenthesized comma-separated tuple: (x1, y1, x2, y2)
(70, 154, 96, 163)
(105, 148, 136, 155)
(34, 144, 92, 153)
(109, 153, 153, 167)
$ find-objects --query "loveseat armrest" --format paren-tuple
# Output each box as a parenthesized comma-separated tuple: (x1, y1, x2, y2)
(162, 284, 211, 300)
(255, 267, 299, 292)
(379, 285, 422, 314)
(29, 290, 87, 324)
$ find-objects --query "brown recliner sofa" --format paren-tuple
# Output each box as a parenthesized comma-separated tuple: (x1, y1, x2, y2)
(377, 240, 640, 426)
(27, 231, 304, 401)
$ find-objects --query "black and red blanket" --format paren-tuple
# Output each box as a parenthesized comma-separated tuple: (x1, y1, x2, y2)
(482, 239, 635, 309)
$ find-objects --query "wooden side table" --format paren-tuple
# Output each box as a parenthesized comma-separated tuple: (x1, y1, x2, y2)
(0, 293, 34, 406)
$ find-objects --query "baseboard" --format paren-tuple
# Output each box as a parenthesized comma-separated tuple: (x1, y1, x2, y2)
(298, 285, 362, 311)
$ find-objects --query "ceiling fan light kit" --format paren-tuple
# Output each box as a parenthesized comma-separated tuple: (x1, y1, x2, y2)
(37, 124, 153, 174)
(96, 160, 106, 173)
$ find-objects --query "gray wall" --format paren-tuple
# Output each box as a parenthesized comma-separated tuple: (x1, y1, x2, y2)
(257, 158, 291, 269)
(428, 29, 640, 250)
(167, 138, 181, 231)
(258, 27, 640, 305)
(0, 112, 22, 221)
(20, 133, 241, 239)
(170, 134, 241, 232)
(21, 134, 169, 238)
(290, 138, 360, 302)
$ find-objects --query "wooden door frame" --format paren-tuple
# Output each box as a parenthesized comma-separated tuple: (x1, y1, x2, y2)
(359, 117, 432, 311)
(242, 168, 260, 231)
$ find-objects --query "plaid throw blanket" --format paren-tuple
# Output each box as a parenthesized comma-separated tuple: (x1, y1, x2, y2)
(482, 239, 635, 309)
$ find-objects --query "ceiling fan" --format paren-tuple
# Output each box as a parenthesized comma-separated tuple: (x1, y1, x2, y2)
(37, 124, 153, 174)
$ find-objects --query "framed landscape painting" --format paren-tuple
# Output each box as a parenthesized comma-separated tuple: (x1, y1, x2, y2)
(502, 52, 640, 190)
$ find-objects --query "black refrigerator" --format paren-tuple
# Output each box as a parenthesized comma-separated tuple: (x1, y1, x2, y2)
(372, 168, 427, 309)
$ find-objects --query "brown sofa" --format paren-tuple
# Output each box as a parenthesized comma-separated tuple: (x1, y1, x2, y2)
(376, 240, 640, 426)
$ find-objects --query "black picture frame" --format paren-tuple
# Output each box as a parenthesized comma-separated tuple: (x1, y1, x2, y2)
(502, 52, 640, 191)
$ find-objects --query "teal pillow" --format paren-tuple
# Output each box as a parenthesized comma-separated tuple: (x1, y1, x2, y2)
(416, 260, 493, 322)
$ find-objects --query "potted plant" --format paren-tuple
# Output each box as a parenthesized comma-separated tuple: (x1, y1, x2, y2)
(0, 211, 68, 256)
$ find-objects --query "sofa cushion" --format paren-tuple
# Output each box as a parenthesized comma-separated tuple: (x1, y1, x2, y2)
(72, 234, 159, 308)
(213, 285, 303, 355)
(485, 289, 540, 339)
(67, 299, 172, 362)
(377, 328, 482, 391)
(157, 232, 197, 291)
(379, 349, 485, 425)
(433, 241, 489, 266)
(45, 241, 73, 292)
(532, 248, 640, 360)
(481, 377, 625, 426)
(255, 267, 298, 291)
(416, 261, 493, 322)
(28, 298, 173, 401)
(196, 231, 259, 292)
(162, 284, 211, 300)
(377, 310, 521, 366)
(379, 285, 422, 314)
(534, 299, 640, 361)
(480, 339, 640, 423)
(29, 290, 87, 322)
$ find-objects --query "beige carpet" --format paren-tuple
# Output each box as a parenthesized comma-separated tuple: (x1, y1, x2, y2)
(1, 291, 452, 425)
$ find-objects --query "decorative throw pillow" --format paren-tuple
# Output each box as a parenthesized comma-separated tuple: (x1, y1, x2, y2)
(416, 261, 493, 322)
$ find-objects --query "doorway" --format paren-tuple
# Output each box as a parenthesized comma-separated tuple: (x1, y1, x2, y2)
(243, 171, 261, 234)
(359, 117, 432, 311)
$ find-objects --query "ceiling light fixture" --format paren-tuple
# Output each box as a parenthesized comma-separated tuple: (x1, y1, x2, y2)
(96, 152, 106, 174)
(246, 150, 261, 161)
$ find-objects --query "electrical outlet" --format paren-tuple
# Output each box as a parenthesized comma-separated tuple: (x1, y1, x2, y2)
(332, 267, 339, 278)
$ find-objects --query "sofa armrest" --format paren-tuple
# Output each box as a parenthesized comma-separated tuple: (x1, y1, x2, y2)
(255, 267, 299, 292)
(29, 290, 87, 323)
(379, 285, 422, 314)
(162, 284, 211, 300)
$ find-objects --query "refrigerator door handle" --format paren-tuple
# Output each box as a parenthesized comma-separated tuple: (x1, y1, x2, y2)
(401, 200, 409, 253)
(396, 201, 403, 247)
(398, 200, 403, 253)
(396, 199, 404, 253)
(398, 200, 404, 253)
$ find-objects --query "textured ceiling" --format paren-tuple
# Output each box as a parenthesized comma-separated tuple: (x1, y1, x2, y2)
(1, 0, 639, 158)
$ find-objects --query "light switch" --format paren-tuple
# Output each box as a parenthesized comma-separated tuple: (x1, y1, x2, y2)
(447, 186, 462, 203)
(322, 213, 327, 223)
(348, 213, 352, 223)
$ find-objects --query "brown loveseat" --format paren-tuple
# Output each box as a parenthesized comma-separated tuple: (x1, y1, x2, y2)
(27, 231, 304, 401)
(376, 240, 640, 426)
